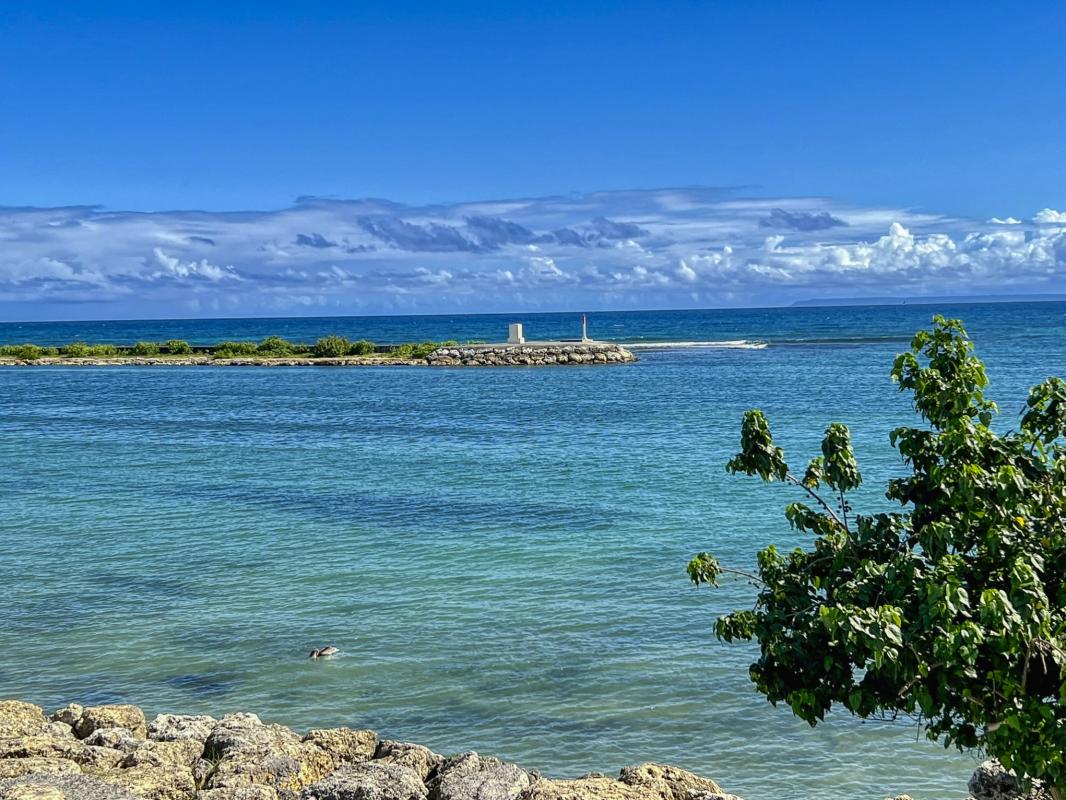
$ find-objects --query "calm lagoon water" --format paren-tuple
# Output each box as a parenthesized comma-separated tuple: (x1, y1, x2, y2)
(3, 302, 1065, 799)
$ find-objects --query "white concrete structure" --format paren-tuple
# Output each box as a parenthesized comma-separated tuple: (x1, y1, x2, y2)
(508, 323, 525, 344)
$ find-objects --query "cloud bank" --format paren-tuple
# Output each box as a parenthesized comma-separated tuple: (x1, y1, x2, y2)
(1, 188, 1065, 319)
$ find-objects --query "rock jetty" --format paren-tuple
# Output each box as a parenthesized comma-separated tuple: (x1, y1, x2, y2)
(0, 699, 737, 800)
(425, 342, 636, 366)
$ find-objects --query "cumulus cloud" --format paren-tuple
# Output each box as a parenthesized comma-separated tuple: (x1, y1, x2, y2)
(1035, 209, 1066, 225)
(0, 187, 1064, 318)
(150, 248, 240, 281)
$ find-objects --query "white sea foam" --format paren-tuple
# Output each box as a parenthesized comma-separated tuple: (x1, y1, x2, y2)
(624, 339, 769, 350)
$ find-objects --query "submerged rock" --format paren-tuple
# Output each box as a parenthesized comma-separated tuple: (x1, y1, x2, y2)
(301, 762, 427, 800)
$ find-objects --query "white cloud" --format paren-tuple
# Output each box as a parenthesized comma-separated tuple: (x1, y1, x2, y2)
(0, 188, 1064, 318)
(1034, 209, 1066, 224)
(150, 248, 240, 281)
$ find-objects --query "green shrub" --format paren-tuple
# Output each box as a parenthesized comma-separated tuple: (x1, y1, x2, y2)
(214, 341, 258, 357)
(0, 344, 53, 360)
(348, 339, 375, 356)
(61, 342, 91, 357)
(62, 342, 119, 357)
(130, 341, 160, 356)
(165, 339, 193, 355)
(256, 336, 297, 356)
(313, 335, 351, 358)
(385, 342, 438, 359)
(408, 341, 440, 359)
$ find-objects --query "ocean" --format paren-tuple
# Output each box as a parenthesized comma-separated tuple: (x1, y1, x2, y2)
(2, 301, 1063, 799)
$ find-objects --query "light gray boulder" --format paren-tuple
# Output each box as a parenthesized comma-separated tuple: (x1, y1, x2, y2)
(301, 762, 427, 800)
(373, 741, 443, 781)
(427, 752, 530, 800)
(148, 713, 219, 743)
(0, 771, 141, 799)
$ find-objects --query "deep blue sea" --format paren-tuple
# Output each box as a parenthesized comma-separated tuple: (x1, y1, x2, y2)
(3, 302, 1065, 800)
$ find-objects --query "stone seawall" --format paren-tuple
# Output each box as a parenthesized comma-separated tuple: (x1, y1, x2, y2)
(426, 342, 636, 366)
(0, 699, 737, 800)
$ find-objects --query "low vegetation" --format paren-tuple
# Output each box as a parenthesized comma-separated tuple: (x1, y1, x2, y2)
(213, 341, 259, 357)
(129, 341, 160, 356)
(349, 339, 375, 356)
(312, 335, 352, 358)
(60, 342, 120, 357)
(0, 344, 58, 360)
(0, 336, 459, 361)
(256, 335, 298, 356)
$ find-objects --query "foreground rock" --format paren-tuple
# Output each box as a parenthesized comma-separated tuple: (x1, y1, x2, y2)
(3, 697, 1003, 800)
(967, 760, 1054, 800)
(427, 753, 529, 800)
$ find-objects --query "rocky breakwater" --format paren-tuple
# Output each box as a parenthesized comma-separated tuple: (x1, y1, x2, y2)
(0, 699, 738, 800)
(425, 342, 636, 366)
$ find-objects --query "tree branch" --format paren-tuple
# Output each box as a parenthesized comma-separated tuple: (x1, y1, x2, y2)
(785, 472, 847, 529)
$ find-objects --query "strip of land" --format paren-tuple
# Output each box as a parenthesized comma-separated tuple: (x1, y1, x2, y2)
(0, 336, 636, 367)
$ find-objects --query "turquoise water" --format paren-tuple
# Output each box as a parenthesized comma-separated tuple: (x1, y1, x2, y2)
(2, 303, 1064, 799)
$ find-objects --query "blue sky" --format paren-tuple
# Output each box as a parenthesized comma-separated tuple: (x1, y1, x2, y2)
(1, 1, 1065, 319)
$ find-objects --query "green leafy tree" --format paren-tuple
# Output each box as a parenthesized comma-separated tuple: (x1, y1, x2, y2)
(689, 316, 1066, 796)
